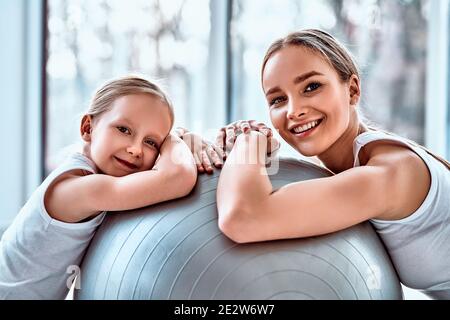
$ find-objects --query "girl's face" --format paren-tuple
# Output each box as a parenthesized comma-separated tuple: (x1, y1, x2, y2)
(82, 94, 172, 177)
(262, 45, 359, 157)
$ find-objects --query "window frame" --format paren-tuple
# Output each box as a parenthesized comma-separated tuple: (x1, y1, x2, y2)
(0, 0, 44, 230)
(425, 0, 449, 156)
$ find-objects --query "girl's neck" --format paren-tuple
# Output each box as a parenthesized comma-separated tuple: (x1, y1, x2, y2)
(82, 143, 92, 162)
(317, 119, 367, 174)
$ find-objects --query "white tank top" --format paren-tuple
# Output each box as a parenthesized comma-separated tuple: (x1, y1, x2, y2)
(353, 131, 450, 299)
(0, 152, 106, 299)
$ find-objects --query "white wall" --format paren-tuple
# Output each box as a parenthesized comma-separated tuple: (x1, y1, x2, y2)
(0, 0, 43, 231)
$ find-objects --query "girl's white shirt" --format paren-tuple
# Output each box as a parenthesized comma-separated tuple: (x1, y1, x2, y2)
(0, 152, 106, 299)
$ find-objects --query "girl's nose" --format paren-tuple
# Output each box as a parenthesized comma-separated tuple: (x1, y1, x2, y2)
(127, 144, 142, 158)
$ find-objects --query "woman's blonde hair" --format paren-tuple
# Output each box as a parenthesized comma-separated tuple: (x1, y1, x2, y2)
(261, 29, 450, 169)
(87, 75, 175, 128)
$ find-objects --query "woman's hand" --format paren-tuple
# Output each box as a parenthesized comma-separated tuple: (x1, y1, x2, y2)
(174, 127, 225, 174)
(215, 120, 280, 157)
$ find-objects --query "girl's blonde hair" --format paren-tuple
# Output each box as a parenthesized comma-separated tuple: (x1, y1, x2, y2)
(87, 75, 175, 128)
(261, 29, 450, 169)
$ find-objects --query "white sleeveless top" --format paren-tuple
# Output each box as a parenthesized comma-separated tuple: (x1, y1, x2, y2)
(0, 152, 106, 299)
(353, 131, 450, 299)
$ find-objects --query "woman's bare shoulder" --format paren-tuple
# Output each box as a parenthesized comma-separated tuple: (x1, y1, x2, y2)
(362, 141, 431, 221)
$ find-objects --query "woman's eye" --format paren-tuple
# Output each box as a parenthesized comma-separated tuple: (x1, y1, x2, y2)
(117, 126, 130, 134)
(305, 82, 321, 92)
(269, 96, 286, 106)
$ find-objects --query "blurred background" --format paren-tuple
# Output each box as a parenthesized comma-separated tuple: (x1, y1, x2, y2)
(1, 0, 449, 299)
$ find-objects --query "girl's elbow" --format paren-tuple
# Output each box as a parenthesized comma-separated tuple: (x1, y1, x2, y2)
(175, 165, 197, 196)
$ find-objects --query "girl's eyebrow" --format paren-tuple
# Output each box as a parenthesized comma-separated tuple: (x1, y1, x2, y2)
(265, 70, 324, 97)
(115, 117, 165, 143)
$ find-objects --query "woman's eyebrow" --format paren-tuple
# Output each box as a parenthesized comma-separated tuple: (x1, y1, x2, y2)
(265, 70, 324, 97)
(265, 87, 281, 97)
(293, 70, 324, 84)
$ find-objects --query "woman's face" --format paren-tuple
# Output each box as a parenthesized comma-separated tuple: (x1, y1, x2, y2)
(82, 94, 172, 177)
(262, 45, 358, 157)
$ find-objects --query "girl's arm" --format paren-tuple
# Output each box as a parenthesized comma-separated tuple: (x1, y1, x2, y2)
(45, 134, 197, 223)
(217, 131, 405, 243)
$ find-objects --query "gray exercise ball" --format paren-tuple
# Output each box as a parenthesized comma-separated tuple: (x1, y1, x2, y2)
(75, 158, 402, 300)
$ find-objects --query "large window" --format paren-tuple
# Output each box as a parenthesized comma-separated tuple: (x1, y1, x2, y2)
(230, 0, 429, 156)
(46, 0, 445, 170)
(46, 0, 218, 172)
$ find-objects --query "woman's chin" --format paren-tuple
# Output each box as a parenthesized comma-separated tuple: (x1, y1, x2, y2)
(286, 142, 317, 157)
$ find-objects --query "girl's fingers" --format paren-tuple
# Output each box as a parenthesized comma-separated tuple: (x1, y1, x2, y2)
(206, 144, 223, 168)
(201, 149, 213, 174)
(193, 152, 205, 173)
(212, 143, 226, 164)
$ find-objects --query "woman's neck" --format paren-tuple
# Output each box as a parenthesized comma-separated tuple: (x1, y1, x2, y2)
(317, 119, 367, 174)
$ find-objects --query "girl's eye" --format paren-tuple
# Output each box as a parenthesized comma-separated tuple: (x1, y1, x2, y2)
(145, 140, 157, 148)
(305, 82, 321, 93)
(117, 126, 130, 134)
(269, 96, 286, 106)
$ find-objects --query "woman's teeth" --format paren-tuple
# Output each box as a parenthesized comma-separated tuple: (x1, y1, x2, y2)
(292, 119, 321, 134)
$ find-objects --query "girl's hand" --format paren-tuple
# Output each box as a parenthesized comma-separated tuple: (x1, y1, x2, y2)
(174, 127, 224, 174)
(153, 133, 184, 171)
(215, 120, 280, 157)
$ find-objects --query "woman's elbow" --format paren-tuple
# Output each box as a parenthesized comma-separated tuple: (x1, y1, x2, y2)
(218, 207, 254, 244)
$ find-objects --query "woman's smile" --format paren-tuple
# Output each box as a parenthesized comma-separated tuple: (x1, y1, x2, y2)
(289, 118, 324, 139)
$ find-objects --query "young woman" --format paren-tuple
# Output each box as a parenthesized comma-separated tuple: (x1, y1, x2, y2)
(180, 29, 450, 299)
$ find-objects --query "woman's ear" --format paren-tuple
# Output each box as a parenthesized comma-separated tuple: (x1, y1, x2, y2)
(80, 115, 93, 142)
(348, 74, 361, 106)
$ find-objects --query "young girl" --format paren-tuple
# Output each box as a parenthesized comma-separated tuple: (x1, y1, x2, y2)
(182, 29, 449, 299)
(0, 75, 197, 299)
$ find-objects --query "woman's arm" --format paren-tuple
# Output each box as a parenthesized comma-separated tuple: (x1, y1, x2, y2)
(217, 131, 397, 243)
(45, 134, 197, 223)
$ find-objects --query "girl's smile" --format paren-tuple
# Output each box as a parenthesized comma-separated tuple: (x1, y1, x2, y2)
(113, 156, 139, 171)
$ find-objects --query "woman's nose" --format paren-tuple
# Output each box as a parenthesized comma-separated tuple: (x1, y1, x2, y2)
(287, 100, 307, 120)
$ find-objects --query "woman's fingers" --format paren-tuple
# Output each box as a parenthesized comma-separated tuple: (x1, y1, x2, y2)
(215, 129, 226, 156)
(215, 120, 274, 158)
(236, 120, 251, 133)
(225, 126, 236, 156)
(267, 136, 280, 154)
(249, 121, 272, 137)
(174, 126, 188, 138)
